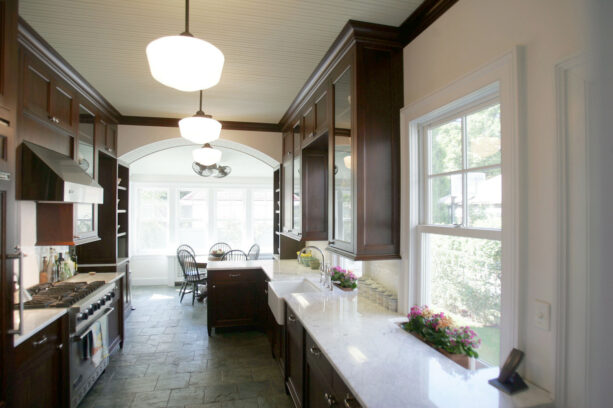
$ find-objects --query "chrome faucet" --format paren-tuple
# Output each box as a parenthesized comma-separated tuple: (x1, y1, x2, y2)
(300, 246, 328, 286)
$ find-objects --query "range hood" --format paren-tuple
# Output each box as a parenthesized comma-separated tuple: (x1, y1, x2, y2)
(19, 141, 104, 204)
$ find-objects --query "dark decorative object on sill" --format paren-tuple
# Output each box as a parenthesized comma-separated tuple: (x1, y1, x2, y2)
(192, 161, 231, 178)
(488, 348, 529, 394)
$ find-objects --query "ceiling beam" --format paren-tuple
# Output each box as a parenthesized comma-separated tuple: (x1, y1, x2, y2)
(120, 116, 281, 133)
(398, 0, 459, 45)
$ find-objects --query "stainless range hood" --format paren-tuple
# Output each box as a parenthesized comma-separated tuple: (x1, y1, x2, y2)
(19, 141, 104, 204)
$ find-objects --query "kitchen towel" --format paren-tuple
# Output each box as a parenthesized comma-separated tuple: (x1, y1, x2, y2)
(90, 319, 108, 367)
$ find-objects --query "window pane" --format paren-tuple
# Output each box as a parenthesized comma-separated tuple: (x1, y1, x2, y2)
(429, 174, 462, 225)
(136, 188, 169, 252)
(467, 104, 501, 168)
(215, 190, 245, 247)
(468, 168, 501, 228)
(429, 118, 462, 174)
(425, 234, 501, 366)
(177, 189, 208, 252)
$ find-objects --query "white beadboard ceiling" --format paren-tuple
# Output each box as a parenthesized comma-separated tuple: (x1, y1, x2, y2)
(19, 0, 422, 123)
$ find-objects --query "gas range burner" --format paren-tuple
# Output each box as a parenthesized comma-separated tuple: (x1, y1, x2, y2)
(24, 280, 107, 309)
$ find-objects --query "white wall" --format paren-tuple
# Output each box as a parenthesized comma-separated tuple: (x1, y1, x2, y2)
(377, 0, 585, 396)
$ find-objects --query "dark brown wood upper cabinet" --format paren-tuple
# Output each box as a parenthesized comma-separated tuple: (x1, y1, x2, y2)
(282, 131, 293, 233)
(302, 106, 315, 145)
(21, 50, 77, 136)
(98, 118, 117, 157)
(292, 122, 302, 235)
(279, 21, 402, 259)
(314, 91, 328, 137)
(22, 54, 51, 121)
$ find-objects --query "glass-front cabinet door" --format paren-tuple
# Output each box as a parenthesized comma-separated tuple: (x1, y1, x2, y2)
(74, 105, 98, 242)
(78, 105, 95, 177)
(332, 67, 353, 250)
(292, 122, 302, 235)
(74, 203, 95, 237)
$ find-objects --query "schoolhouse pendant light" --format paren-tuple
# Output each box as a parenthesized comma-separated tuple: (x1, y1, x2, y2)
(193, 143, 222, 166)
(146, 0, 224, 92)
(179, 91, 221, 144)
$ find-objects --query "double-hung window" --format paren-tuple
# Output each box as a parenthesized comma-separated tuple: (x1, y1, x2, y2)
(418, 100, 502, 366)
(134, 187, 170, 254)
(177, 189, 209, 253)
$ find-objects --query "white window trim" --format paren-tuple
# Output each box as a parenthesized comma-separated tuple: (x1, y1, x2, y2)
(400, 48, 522, 364)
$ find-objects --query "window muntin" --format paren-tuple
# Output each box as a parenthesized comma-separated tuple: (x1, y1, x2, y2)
(420, 101, 502, 366)
(424, 101, 501, 230)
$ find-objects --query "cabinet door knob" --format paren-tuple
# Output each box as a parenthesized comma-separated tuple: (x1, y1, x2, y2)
(309, 345, 321, 356)
(344, 395, 357, 408)
(288, 314, 296, 322)
(33, 335, 48, 347)
(324, 392, 336, 407)
(228, 273, 241, 278)
(57, 344, 64, 350)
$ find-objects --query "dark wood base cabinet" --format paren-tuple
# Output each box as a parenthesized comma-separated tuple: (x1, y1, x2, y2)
(13, 314, 69, 408)
(285, 304, 304, 408)
(207, 269, 269, 336)
(283, 304, 361, 408)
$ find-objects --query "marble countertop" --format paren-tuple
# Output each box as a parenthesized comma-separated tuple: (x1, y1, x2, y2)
(285, 290, 553, 408)
(191, 258, 553, 406)
(13, 308, 67, 347)
(203, 259, 322, 281)
(66, 271, 125, 284)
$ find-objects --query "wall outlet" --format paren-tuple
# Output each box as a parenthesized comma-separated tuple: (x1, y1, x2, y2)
(534, 300, 551, 330)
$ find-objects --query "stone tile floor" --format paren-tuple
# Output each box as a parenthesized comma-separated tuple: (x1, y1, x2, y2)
(80, 286, 292, 408)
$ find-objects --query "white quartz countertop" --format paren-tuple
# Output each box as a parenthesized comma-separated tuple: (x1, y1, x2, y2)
(205, 258, 551, 407)
(204, 259, 321, 281)
(284, 291, 552, 408)
(66, 271, 125, 284)
(13, 308, 67, 347)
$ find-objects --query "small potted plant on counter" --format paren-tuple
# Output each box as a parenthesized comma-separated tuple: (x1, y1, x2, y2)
(330, 267, 357, 291)
(401, 305, 481, 370)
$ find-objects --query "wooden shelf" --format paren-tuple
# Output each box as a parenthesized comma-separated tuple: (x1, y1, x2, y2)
(117, 186, 127, 191)
(117, 232, 126, 238)
(117, 209, 126, 214)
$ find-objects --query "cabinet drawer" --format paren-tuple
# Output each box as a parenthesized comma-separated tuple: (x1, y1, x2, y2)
(208, 269, 259, 283)
(15, 315, 63, 368)
(333, 370, 361, 408)
(285, 304, 303, 339)
(305, 332, 333, 385)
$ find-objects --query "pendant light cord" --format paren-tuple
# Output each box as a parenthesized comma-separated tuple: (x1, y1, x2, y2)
(199, 90, 203, 111)
(181, 0, 192, 36)
(185, 0, 190, 33)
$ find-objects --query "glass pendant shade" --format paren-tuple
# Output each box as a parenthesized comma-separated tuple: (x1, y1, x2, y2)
(146, 35, 224, 92)
(193, 143, 222, 166)
(179, 115, 221, 144)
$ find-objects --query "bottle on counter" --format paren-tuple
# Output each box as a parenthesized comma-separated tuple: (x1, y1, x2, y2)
(58, 252, 68, 281)
(63, 251, 74, 278)
(51, 254, 59, 283)
(40, 256, 49, 283)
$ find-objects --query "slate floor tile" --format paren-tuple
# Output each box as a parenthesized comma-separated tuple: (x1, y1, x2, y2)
(79, 286, 286, 408)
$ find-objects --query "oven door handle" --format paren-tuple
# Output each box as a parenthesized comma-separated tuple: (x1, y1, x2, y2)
(73, 307, 115, 341)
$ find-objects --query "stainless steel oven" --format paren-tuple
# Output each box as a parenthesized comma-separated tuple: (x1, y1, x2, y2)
(69, 282, 118, 408)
